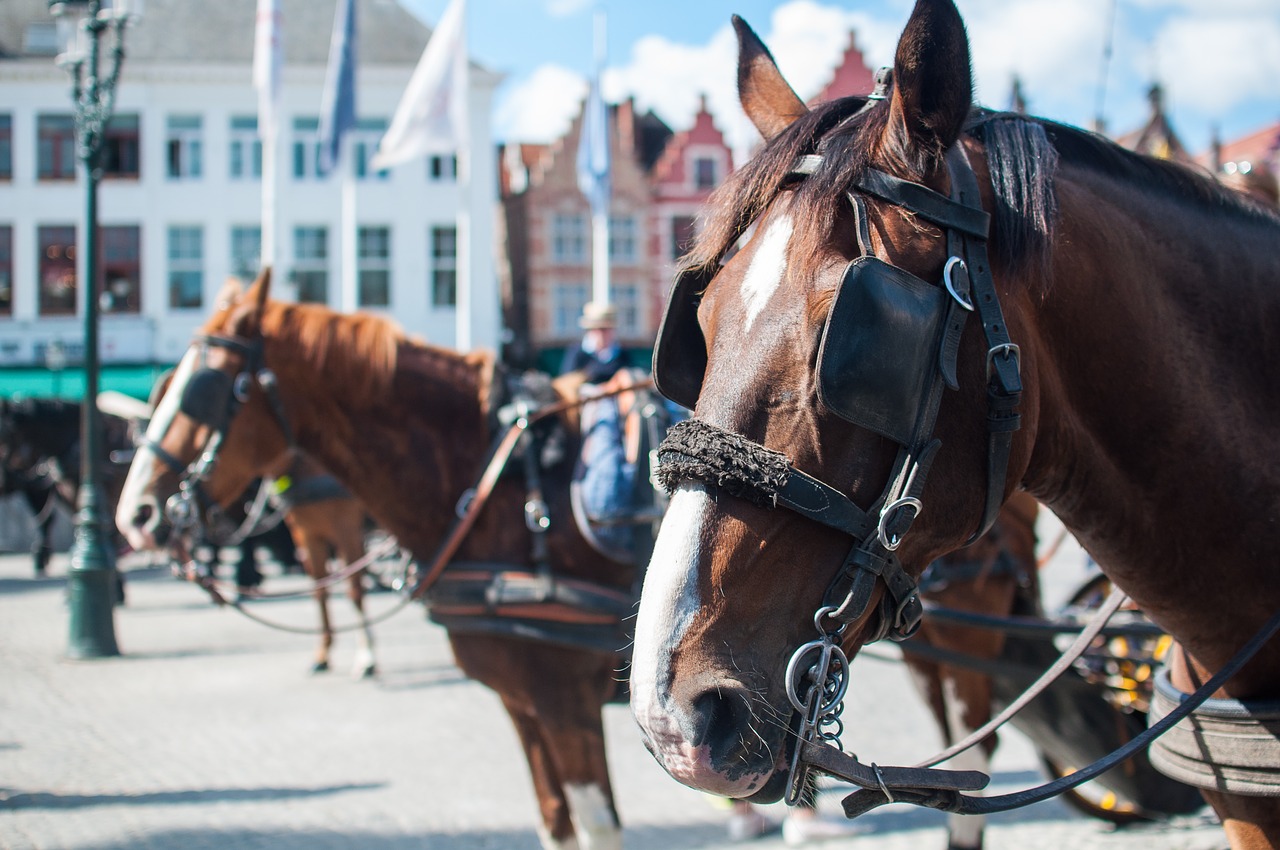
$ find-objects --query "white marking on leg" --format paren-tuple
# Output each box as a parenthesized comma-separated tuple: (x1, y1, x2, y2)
(943, 677, 987, 849)
(536, 825, 579, 850)
(740, 215, 793, 333)
(116, 347, 199, 549)
(564, 783, 620, 850)
(631, 485, 708, 746)
(352, 610, 376, 679)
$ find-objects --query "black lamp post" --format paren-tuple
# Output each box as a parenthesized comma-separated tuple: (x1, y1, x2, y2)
(49, 0, 141, 658)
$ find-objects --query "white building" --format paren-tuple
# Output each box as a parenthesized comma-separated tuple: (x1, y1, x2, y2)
(0, 0, 501, 396)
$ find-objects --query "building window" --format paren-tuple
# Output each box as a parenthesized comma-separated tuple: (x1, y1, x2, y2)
(230, 226, 261, 282)
(430, 226, 456, 307)
(0, 115, 12, 181)
(101, 225, 141, 314)
(292, 117, 321, 180)
(294, 226, 328, 303)
(671, 215, 696, 261)
(551, 213, 586, 264)
(693, 155, 719, 190)
(609, 215, 637, 265)
(613, 284, 640, 337)
(229, 116, 262, 180)
(166, 115, 203, 179)
(353, 118, 390, 181)
(38, 225, 77, 316)
(168, 226, 204, 309)
(0, 226, 12, 315)
(551, 283, 589, 338)
(102, 114, 140, 179)
(428, 154, 457, 182)
(37, 115, 76, 180)
(358, 226, 391, 307)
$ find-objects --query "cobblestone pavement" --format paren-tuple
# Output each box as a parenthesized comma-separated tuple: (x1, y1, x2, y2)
(0, 529, 1226, 850)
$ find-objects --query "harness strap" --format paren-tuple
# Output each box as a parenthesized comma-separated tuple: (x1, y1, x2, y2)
(854, 168, 991, 239)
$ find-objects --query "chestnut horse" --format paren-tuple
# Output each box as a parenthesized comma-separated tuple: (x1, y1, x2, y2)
(116, 272, 638, 850)
(631, 3, 1280, 849)
(149, 371, 378, 678)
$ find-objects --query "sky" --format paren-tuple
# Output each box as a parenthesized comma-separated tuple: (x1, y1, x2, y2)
(401, 0, 1280, 163)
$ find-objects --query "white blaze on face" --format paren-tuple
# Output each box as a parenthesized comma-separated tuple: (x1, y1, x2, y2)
(740, 215, 793, 333)
(115, 347, 199, 549)
(631, 484, 710, 745)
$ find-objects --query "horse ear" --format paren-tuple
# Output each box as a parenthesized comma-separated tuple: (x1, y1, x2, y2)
(882, 0, 972, 173)
(734, 15, 808, 141)
(250, 266, 272, 311)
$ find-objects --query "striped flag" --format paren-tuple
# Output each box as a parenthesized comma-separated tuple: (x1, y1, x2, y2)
(318, 0, 357, 175)
(252, 0, 282, 138)
(371, 0, 468, 171)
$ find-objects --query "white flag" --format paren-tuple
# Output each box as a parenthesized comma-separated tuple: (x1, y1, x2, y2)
(253, 0, 282, 138)
(371, 0, 468, 171)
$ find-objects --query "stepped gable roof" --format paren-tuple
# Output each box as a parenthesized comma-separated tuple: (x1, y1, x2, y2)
(1115, 83, 1193, 164)
(650, 94, 728, 185)
(813, 30, 877, 103)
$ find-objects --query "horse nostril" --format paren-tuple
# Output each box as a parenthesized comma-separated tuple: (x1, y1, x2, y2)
(687, 683, 757, 762)
(132, 502, 155, 531)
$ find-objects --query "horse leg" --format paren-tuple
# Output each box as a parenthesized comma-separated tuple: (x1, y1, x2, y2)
(1201, 792, 1280, 850)
(499, 694, 578, 850)
(292, 521, 333, 674)
(939, 666, 997, 850)
(333, 509, 375, 679)
(524, 683, 620, 849)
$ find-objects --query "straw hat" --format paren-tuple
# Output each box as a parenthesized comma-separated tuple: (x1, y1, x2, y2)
(579, 301, 618, 329)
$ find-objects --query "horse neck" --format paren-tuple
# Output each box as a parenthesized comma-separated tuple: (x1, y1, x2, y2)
(1021, 164, 1280, 612)
(261, 311, 492, 555)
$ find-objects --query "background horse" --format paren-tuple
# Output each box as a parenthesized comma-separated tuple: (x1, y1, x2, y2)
(0, 397, 135, 592)
(149, 369, 378, 678)
(116, 271, 644, 850)
(630, 3, 1280, 849)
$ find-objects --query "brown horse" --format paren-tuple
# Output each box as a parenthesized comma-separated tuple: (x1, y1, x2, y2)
(149, 371, 379, 678)
(116, 272, 638, 850)
(630, 3, 1280, 849)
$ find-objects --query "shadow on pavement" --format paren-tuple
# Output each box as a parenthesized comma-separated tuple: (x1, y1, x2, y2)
(0, 782, 384, 810)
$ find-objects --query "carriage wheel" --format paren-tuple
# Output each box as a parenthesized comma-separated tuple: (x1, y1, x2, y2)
(1040, 754, 1153, 826)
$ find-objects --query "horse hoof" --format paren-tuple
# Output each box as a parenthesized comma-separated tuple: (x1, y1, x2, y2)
(311, 661, 330, 674)
(358, 664, 376, 680)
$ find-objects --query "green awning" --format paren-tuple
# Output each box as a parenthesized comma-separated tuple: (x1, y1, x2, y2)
(0, 364, 174, 402)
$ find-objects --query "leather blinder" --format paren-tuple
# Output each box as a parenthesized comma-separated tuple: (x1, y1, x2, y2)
(816, 257, 949, 445)
(652, 266, 714, 411)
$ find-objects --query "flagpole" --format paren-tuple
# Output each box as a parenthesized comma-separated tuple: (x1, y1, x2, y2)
(261, 122, 277, 279)
(588, 5, 609, 307)
(454, 3, 471, 352)
(341, 135, 357, 312)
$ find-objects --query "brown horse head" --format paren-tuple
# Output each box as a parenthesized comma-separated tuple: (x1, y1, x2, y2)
(116, 267, 400, 549)
(632, 0, 1280, 813)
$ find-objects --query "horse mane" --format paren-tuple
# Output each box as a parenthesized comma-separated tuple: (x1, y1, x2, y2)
(260, 301, 402, 406)
(1034, 118, 1280, 226)
(687, 96, 1278, 291)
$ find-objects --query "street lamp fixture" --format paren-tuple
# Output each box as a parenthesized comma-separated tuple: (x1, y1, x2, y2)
(48, 0, 142, 658)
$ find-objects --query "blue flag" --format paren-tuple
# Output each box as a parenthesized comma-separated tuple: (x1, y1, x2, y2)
(576, 72, 610, 216)
(318, 0, 356, 176)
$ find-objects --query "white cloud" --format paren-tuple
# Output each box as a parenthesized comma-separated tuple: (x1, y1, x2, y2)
(492, 64, 587, 144)
(1153, 15, 1280, 115)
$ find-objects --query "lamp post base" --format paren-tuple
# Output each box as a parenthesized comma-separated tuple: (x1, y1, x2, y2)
(66, 505, 120, 659)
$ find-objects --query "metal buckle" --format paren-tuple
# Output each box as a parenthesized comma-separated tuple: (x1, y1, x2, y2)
(876, 496, 922, 550)
(943, 257, 974, 311)
(986, 343, 1020, 380)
